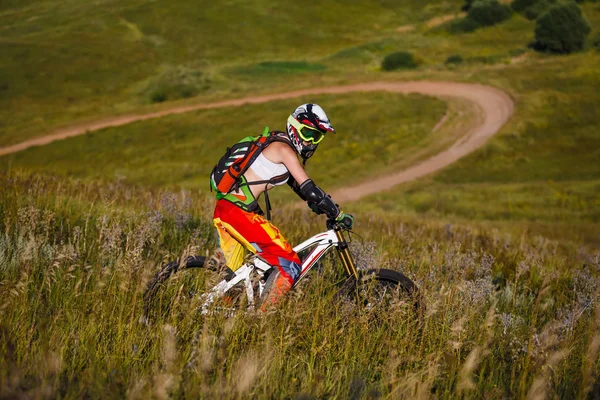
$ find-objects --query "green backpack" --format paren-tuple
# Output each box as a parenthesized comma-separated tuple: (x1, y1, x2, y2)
(210, 127, 293, 194)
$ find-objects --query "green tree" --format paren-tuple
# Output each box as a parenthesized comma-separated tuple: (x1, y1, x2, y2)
(468, 0, 513, 27)
(533, 1, 591, 53)
(523, 0, 558, 20)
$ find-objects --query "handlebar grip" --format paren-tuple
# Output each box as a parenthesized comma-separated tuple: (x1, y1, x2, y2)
(326, 218, 337, 230)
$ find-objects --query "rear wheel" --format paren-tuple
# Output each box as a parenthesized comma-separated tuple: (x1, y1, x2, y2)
(142, 256, 208, 321)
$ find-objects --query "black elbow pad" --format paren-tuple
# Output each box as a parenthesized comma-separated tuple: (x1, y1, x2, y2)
(299, 179, 340, 219)
(287, 176, 307, 201)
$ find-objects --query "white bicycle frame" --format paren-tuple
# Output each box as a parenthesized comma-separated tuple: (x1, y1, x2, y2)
(200, 227, 355, 312)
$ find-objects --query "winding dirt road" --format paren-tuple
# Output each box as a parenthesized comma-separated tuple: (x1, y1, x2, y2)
(0, 81, 514, 202)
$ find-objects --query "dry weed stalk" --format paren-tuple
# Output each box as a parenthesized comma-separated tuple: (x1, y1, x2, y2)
(153, 324, 179, 399)
(457, 306, 496, 393)
(387, 355, 439, 399)
(581, 296, 600, 397)
(231, 352, 261, 396)
(526, 349, 570, 400)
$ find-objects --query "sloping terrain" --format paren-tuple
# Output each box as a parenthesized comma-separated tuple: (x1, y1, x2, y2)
(0, 81, 513, 203)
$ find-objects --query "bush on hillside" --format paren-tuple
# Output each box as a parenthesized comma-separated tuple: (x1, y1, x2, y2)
(451, 0, 512, 33)
(532, 2, 591, 53)
(140, 65, 211, 104)
(511, 0, 538, 12)
(512, 0, 593, 21)
(381, 51, 418, 71)
(468, 0, 513, 27)
(523, 0, 559, 20)
(445, 54, 464, 65)
(448, 16, 482, 33)
(593, 33, 600, 51)
(461, 0, 477, 11)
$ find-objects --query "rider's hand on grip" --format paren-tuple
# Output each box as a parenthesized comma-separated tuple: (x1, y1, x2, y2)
(335, 211, 354, 229)
(308, 201, 324, 215)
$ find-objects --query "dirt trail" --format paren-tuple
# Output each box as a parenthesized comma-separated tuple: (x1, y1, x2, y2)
(0, 81, 514, 202)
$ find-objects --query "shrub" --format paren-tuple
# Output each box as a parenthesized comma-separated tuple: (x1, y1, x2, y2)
(150, 91, 167, 103)
(461, 0, 477, 11)
(140, 65, 211, 104)
(523, 0, 558, 19)
(451, 0, 513, 33)
(593, 33, 600, 51)
(468, 0, 513, 27)
(448, 17, 482, 33)
(533, 2, 591, 53)
(511, 0, 539, 12)
(381, 51, 418, 71)
(445, 54, 464, 65)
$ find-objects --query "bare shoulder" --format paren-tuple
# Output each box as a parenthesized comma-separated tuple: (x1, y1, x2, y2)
(263, 141, 297, 163)
(262, 141, 307, 182)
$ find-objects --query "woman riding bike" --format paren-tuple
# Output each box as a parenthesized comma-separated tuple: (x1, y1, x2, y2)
(210, 104, 354, 310)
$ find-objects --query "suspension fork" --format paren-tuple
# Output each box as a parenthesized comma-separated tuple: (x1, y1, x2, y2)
(335, 229, 359, 280)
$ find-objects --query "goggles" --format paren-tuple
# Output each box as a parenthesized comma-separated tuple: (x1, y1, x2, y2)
(288, 116, 326, 144)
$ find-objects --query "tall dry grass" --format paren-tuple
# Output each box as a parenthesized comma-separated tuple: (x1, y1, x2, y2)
(0, 171, 598, 399)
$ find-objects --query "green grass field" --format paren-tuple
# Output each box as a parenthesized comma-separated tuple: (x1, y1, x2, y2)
(1, 0, 599, 398)
(0, 0, 457, 146)
(352, 50, 600, 247)
(0, 92, 448, 190)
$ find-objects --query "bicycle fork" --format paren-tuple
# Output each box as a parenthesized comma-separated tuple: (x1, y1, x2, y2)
(334, 229, 359, 280)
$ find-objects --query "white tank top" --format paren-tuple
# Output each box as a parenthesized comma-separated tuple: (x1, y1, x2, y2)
(249, 153, 289, 185)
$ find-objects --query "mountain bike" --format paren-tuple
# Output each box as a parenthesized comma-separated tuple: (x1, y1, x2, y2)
(143, 218, 419, 317)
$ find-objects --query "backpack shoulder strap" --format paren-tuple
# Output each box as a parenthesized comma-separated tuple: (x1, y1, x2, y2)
(262, 130, 296, 151)
(241, 130, 294, 186)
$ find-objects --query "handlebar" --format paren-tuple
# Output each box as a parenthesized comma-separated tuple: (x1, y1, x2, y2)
(326, 218, 351, 231)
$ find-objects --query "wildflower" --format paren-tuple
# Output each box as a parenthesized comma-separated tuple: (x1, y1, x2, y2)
(350, 241, 380, 271)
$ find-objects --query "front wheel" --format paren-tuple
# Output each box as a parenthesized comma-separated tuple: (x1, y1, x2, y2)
(340, 268, 420, 311)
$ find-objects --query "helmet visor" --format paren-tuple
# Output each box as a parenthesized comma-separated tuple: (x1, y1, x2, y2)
(288, 116, 327, 144)
(299, 126, 325, 144)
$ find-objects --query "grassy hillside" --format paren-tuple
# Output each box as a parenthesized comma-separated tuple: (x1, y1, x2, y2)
(0, 0, 458, 146)
(1, 172, 599, 398)
(0, 92, 448, 189)
(3, 23, 599, 245)
(352, 50, 600, 246)
(1, 0, 600, 398)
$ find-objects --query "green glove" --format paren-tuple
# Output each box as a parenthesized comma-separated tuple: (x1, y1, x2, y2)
(336, 211, 354, 229)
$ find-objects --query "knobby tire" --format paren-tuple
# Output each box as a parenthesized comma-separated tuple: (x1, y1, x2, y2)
(143, 255, 206, 319)
(341, 268, 421, 311)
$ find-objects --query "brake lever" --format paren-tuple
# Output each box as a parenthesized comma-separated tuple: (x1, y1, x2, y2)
(326, 218, 337, 230)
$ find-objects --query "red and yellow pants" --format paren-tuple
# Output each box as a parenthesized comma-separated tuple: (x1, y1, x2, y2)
(213, 200, 301, 286)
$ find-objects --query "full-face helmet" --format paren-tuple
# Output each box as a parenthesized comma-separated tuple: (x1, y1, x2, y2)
(286, 103, 335, 161)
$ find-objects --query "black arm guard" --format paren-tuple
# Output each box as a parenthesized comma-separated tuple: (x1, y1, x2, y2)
(287, 176, 308, 201)
(299, 179, 340, 219)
